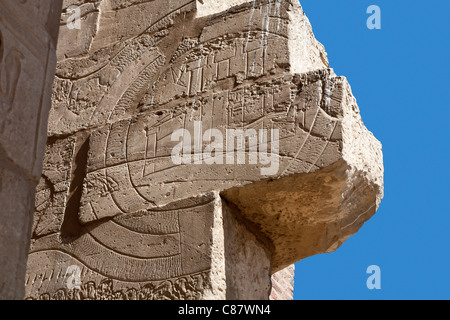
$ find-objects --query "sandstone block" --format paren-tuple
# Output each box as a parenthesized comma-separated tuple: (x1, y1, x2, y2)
(25, 0, 383, 300)
(0, 0, 62, 299)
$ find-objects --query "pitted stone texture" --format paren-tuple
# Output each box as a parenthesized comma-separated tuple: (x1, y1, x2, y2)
(0, 0, 62, 299)
(222, 71, 384, 271)
(26, 0, 383, 300)
(222, 201, 272, 300)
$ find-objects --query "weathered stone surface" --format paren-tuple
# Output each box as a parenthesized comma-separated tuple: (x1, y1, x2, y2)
(270, 264, 295, 300)
(26, 192, 272, 300)
(0, 0, 62, 299)
(25, 0, 383, 300)
(27, 193, 216, 299)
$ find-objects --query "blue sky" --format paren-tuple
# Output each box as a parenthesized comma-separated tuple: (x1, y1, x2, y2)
(293, 0, 450, 300)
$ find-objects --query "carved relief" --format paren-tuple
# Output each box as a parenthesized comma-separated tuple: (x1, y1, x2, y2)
(26, 272, 209, 300)
(26, 192, 215, 300)
(75, 69, 344, 225)
(26, 0, 383, 300)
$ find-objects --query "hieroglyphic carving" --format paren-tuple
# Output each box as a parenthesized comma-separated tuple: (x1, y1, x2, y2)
(78, 69, 344, 224)
(26, 272, 210, 300)
(26, 0, 383, 300)
(46, 0, 299, 136)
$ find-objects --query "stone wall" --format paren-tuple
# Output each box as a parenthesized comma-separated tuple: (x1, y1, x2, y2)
(0, 0, 383, 300)
(0, 0, 62, 299)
